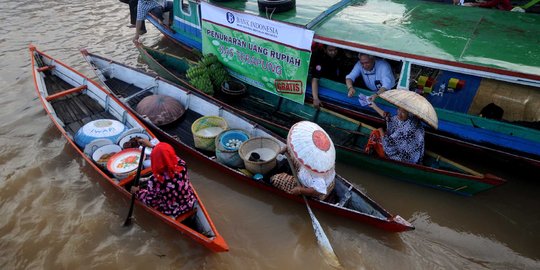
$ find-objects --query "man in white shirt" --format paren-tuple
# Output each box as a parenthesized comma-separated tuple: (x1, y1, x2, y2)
(345, 53, 395, 102)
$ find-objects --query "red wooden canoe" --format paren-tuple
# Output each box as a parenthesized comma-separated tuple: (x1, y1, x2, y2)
(30, 45, 228, 252)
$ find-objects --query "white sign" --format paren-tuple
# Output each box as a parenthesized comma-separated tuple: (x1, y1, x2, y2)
(201, 2, 314, 51)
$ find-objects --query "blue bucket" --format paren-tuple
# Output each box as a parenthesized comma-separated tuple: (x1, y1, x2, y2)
(215, 129, 250, 168)
(219, 129, 250, 151)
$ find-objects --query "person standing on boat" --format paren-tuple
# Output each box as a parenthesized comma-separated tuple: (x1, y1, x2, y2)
(133, 0, 173, 43)
(310, 45, 352, 109)
(366, 102, 425, 164)
(345, 54, 395, 102)
(131, 139, 196, 218)
(128, 0, 142, 29)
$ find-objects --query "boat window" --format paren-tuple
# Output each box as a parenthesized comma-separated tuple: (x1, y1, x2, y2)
(181, 0, 191, 15)
(408, 64, 479, 114)
(308, 43, 357, 84)
(309, 43, 402, 90)
(408, 64, 540, 125)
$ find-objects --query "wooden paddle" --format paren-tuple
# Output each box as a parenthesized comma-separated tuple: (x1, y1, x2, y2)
(123, 146, 146, 227)
(286, 154, 341, 268)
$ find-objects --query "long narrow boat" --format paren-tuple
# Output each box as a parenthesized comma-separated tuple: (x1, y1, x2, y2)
(146, 0, 540, 166)
(80, 49, 415, 232)
(29, 45, 229, 252)
(129, 44, 506, 196)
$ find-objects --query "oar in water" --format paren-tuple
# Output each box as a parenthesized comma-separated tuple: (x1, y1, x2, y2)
(286, 154, 341, 268)
(123, 146, 146, 227)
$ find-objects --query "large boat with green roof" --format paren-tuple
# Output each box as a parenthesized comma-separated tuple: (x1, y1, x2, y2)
(145, 0, 540, 166)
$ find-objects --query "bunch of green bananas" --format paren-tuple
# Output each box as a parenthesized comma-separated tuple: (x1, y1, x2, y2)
(186, 54, 229, 95)
(186, 65, 206, 80)
(190, 72, 214, 95)
(209, 63, 229, 90)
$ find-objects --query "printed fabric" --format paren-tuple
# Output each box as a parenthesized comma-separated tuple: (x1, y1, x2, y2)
(364, 129, 385, 158)
(136, 0, 162, 20)
(382, 114, 425, 164)
(136, 158, 196, 217)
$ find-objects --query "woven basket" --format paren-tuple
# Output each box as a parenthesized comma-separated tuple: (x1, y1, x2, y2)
(191, 116, 228, 151)
(238, 137, 281, 174)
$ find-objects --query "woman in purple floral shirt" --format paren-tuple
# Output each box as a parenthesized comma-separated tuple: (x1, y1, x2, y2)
(134, 141, 196, 217)
(366, 101, 425, 164)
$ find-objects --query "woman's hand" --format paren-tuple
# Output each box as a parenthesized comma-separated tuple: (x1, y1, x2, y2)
(377, 127, 385, 137)
(290, 186, 320, 197)
(290, 186, 302, 196)
(313, 97, 321, 109)
(137, 138, 153, 148)
(130, 186, 140, 194)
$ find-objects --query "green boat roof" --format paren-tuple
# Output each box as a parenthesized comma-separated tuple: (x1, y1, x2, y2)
(210, 0, 540, 81)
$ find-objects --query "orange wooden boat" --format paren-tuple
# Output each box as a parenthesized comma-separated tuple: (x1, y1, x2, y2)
(29, 44, 228, 252)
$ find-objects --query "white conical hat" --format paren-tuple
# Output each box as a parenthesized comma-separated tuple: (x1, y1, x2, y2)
(287, 121, 335, 174)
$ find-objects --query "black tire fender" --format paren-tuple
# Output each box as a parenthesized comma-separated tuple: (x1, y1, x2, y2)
(257, 0, 295, 13)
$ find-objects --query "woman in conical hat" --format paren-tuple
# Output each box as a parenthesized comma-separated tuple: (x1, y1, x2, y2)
(366, 102, 425, 164)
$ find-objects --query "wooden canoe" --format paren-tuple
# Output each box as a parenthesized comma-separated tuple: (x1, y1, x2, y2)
(129, 44, 506, 196)
(81, 49, 415, 233)
(29, 45, 229, 252)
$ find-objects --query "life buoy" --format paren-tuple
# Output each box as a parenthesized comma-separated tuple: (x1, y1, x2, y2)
(257, 0, 295, 13)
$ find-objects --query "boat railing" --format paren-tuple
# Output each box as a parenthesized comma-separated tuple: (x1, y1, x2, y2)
(122, 84, 156, 102)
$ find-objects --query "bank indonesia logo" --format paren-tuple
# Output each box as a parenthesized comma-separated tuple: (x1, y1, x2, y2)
(226, 12, 235, 24)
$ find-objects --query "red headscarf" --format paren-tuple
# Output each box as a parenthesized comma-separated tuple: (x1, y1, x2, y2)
(150, 142, 181, 183)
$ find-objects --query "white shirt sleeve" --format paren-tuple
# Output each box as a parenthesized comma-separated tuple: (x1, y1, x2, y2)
(345, 62, 362, 82)
(376, 60, 395, 90)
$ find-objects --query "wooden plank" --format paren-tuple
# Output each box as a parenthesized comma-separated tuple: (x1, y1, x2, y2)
(106, 78, 137, 97)
(71, 95, 92, 118)
(67, 121, 82, 135)
(128, 91, 152, 108)
(45, 75, 73, 96)
(79, 95, 104, 115)
(46, 85, 87, 101)
(52, 100, 75, 124)
(63, 99, 83, 122)
(37, 65, 55, 72)
(64, 98, 84, 121)
(81, 116, 94, 125)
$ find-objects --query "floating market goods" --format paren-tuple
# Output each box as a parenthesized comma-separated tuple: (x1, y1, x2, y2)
(225, 138, 242, 150)
(186, 54, 229, 95)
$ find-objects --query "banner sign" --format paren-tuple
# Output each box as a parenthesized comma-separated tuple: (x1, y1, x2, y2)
(201, 2, 314, 104)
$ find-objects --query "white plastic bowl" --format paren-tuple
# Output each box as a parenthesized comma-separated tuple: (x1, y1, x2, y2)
(92, 144, 122, 167)
(117, 132, 150, 149)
